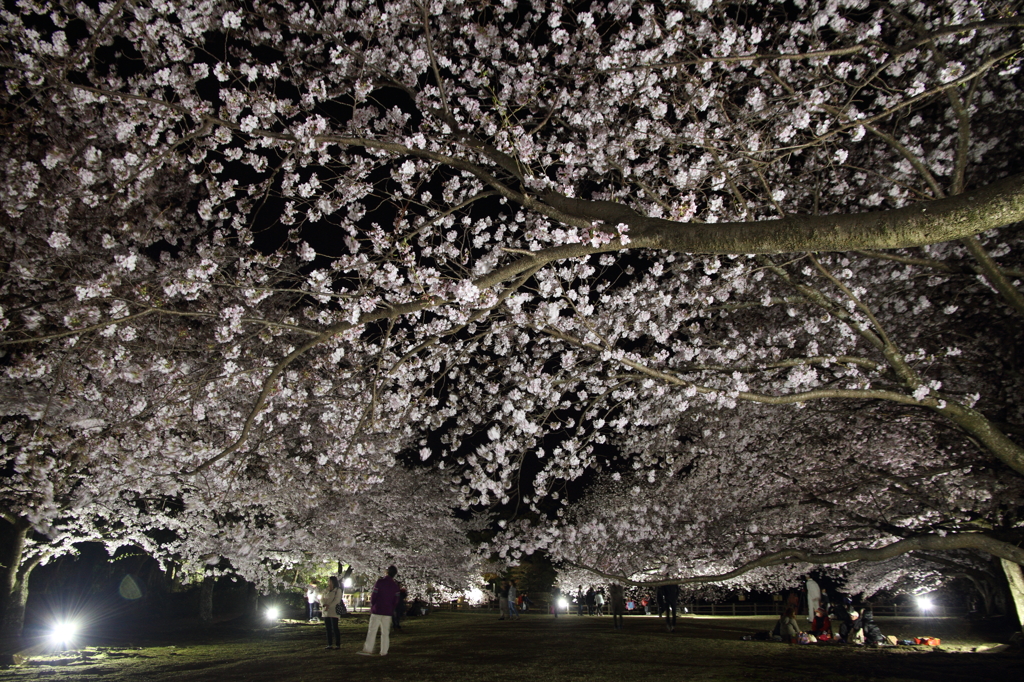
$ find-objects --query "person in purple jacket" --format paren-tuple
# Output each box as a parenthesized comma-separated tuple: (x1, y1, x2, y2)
(358, 565, 401, 656)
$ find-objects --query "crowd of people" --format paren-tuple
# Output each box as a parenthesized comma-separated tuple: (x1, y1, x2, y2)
(767, 577, 893, 646)
(495, 579, 534, 620)
(539, 583, 681, 631)
(304, 571, 895, 655)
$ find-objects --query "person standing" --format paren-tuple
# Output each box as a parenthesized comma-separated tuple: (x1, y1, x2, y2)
(805, 576, 821, 622)
(594, 589, 605, 616)
(497, 580, 510, 620)
(609, 583, 625, 630)
(657, 583, 679, 631)
(320, 576, 342, 649)
(358, 565, 401, 656)
(306, 582, 321, 622)
(393, 583, 407, 631)
(508, 580, 520, 620)
(576, 586, 585, 616)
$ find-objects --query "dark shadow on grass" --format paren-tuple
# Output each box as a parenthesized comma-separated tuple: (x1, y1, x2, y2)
(0, 612, 1019, 682)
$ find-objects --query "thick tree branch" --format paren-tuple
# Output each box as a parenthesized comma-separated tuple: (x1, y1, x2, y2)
(573, 533, 1024, 588)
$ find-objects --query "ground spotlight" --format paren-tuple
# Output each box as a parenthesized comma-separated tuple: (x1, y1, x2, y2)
(265, 606, 281, 621)
(916, 596, 934, 612)
(48, 620, 79, 648)
(557, 598, 568, 610)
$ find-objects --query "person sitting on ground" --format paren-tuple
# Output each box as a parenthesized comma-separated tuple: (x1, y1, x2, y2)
(809, 607, 832, 639)
(776, 607, 801, 643)
(833, 597, 854, 640)
(858, 609, 888, 646)
(841, 610, 865, 644)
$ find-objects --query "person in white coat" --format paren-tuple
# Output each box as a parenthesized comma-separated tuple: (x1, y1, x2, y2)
(306, 583, 321, 621)
(320, 576, 342, 649)
(805, 576, 821, 623)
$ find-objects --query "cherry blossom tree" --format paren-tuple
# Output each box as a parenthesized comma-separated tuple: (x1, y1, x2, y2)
(2, 0, 1024, 635)
(494, 403, 1024, 599)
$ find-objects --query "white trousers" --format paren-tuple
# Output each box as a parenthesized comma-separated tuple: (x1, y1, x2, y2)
(363, 614, 392, 655)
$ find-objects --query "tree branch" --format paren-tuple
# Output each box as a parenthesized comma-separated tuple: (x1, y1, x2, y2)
(572, 533, 1024, 588)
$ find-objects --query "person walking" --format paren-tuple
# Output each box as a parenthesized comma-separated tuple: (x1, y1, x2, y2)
(320, 576, 342, 649)
(594, 589, 605, 616)
(358, 565, 401, 656)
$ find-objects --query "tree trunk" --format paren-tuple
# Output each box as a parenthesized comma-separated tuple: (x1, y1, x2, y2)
(1, 574, 31, 640)
(199, 575, 215, 624)
(245, 582, 258, 616)
(1000, 559, 1024, 633)
(965, 573, 998, 616)
(0, 517, 33, 640)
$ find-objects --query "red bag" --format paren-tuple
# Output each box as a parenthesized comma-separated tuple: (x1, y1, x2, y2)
(914, 637, 941, 646)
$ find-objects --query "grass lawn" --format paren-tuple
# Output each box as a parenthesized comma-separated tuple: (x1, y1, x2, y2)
(0, 610, 1019, 681)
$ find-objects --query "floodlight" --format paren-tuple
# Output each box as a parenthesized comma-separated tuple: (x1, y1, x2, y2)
(49, 620, 79, 646)
(265, 607, 281, 621)
(343, 577, 353, 588)
(917, 596, 934, 611)
(557, 598, 568, 610)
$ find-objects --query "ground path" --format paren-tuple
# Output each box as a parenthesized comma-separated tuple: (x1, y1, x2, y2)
(0, 611, 1019, 681)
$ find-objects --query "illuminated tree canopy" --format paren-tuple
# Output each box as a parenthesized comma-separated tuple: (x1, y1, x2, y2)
(2, 0, 1023, 634)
